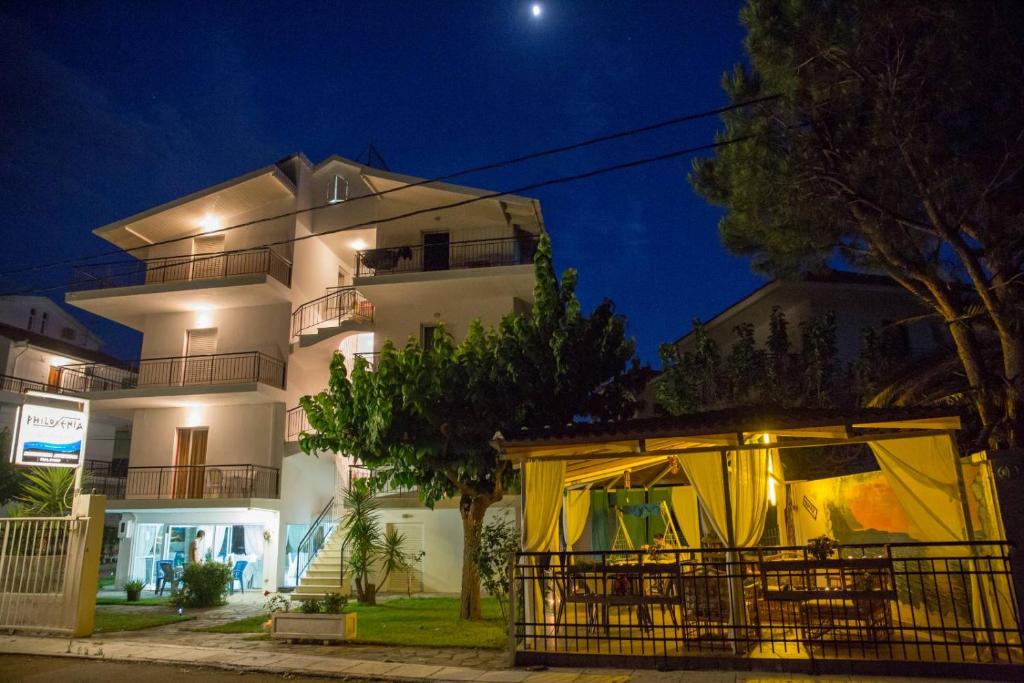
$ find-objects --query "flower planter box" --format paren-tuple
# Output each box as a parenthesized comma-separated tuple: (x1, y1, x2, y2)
(271, 612, 357, 643)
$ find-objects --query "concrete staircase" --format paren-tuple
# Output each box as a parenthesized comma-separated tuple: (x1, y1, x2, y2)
(290, 525, 349, 602)
(292, 287, 374, 348)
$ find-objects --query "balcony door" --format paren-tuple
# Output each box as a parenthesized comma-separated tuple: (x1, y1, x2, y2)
(191, 234, 226, 280)
(174, 427, 208, 499)
(183, 327, 217, 385)
(422, 232, 450, 271)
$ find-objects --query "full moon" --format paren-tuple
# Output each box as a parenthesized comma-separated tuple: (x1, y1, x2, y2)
(531, 4, 542, 18)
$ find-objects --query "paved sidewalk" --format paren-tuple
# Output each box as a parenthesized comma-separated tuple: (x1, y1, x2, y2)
(0, 634, 987, 683)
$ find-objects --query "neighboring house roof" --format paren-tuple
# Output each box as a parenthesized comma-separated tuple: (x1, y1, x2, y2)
(0, 321, 131, 369)
(670, 271, 912, 347)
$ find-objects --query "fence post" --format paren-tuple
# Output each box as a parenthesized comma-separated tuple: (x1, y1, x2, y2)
(69, 494, 107, 637)
(507, 553, 518, 666)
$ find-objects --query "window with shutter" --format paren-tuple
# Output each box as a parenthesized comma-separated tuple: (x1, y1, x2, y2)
(192, 234, 226, 279)
(183, 328, 218, 385)
(385, 523, 424, 594)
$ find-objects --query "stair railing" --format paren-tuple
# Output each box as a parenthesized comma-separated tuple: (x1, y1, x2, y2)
(294, 496, 337, 588)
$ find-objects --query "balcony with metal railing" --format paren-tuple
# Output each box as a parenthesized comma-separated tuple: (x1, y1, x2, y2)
(71, 248, 291, 290)
(0, 373, 64, 396)
(354, 235, 539, 278)
(65, 248, 292, 325)
(348, 463, 416, 496)
(291, 286, 374, 344)
(88, 463, 280, 502)
(58, 351, 287, 407)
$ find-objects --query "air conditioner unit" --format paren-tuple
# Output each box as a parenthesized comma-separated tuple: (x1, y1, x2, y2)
(118, 519, 133, 539)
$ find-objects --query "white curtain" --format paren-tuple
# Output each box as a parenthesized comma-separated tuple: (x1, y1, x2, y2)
(243, 525, 265, 560)
(196, 525, 215, 561)
(213, 526, 229, 562)
(563, 489, 590, 551)
(680, 448, 770, 547)
(670, 486, 701, 548)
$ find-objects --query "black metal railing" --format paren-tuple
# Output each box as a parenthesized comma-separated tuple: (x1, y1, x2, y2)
(291, 286, 374, 339)
(0, 373, 61, 395)
(90, 464, 280, 500)
(513, 542, 1024, 671)
(286, 406, 311, 442)
(71, 247, 292, 290)
(59, 351, 286, 392)
(355, 235, 539, 277)
(294, 497, 337, 588)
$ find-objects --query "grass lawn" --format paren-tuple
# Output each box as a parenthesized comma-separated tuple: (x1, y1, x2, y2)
(96, 595, 173, 607)
(94, 611, 195, 633)
(199, 597, 506, 649)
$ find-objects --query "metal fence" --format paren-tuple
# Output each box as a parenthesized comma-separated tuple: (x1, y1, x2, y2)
(291, 286, 374, 339)
(513, 543, 1024, 672)
(0, 373, 59, 395)
(71, 247, 292, 290)
(0, 516, 90, 634)
(92, 464, 280, 500)
(355, 235, 539, 277)
(59, 351, 286, 392)
(286, 406, 311, 442)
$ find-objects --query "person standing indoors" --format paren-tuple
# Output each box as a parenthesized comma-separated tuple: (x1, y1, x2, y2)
(189, 530, 206, 564)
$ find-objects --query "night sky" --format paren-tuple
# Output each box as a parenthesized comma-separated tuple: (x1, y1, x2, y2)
(0, 1, 764, 364)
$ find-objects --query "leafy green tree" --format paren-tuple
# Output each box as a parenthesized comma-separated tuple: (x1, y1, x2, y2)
(691, 1, 1024, 447)
(300, 233, 636, 620)
(799, 312, 838, 407)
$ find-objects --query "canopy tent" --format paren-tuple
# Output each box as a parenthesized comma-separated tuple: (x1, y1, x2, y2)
(496, 406, 969, 551)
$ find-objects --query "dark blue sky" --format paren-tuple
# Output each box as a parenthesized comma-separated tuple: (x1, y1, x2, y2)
(0, 1, 764, 363)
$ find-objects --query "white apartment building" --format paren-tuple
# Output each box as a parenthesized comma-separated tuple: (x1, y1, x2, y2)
(64, 153, 542, 593)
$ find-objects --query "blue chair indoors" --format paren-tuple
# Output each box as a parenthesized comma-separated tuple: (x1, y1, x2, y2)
(154, 560, 178, 596)
(230, 560, 248, 594)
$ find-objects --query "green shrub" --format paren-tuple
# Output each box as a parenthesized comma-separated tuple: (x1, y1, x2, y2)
(124, 578, 145, 593)
(173, 562, 232, 608)
(322, 592, 348, 614)
(298, 597, 322, 614)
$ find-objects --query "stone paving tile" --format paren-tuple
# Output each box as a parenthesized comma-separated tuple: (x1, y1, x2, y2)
(429, 665, 493, 680)
(475, 670, 534, 682)
(346, 660, 406, 676)
(523, 672, 581, 683)
(389, 663, 446, 678)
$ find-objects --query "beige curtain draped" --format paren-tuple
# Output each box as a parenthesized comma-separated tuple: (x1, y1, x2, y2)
(670, 486, 701, 548)
(524, 461, 568, 552)
(868, 435, 966, 542)
(563, 489, 590, 551)
(868, 435, 1018, 647)
(680, 448, 771, 547)
(523, 461, 567, 639)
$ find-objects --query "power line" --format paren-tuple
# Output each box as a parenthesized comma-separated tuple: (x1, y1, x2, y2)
(0, 95, 780, 280)
(1, 132, 762, 298)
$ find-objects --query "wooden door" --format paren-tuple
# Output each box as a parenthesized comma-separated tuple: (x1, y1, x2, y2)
(47, 366, 61, 387)
(174, 427, 208, 499)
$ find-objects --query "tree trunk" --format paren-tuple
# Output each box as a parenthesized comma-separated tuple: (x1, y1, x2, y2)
(459, 494, 494, 621)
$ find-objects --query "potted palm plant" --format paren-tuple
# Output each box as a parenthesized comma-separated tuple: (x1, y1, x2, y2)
(125, 578, 144, 602)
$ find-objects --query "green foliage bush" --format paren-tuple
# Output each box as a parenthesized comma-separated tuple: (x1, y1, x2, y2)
(298, 592, 348, 614)
(173, 562, 232, 608)
(471, 512, 519, 622)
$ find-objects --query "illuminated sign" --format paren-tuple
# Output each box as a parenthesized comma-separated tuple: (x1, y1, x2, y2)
(12, 403, 86, 467)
